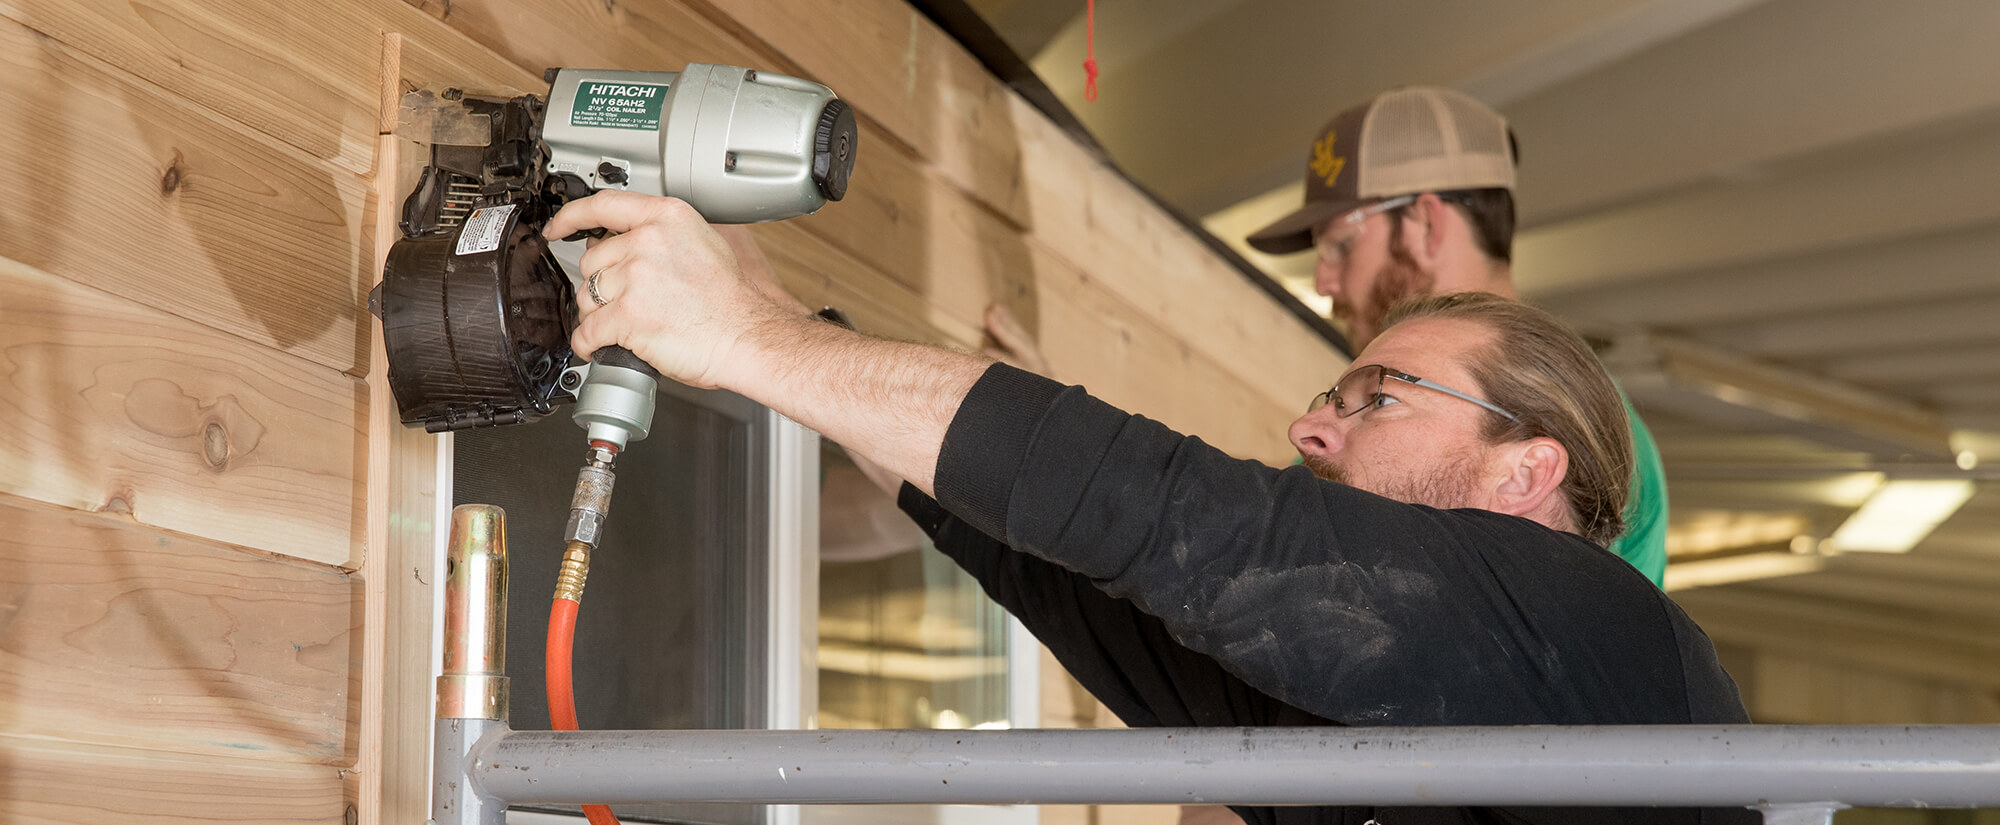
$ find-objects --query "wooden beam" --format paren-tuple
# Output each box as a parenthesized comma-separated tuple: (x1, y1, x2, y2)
(0, 255, 366, 568)
(0, 13, 373, 375)
(0, 495, 357, 763)
(0, 734, 348, 824)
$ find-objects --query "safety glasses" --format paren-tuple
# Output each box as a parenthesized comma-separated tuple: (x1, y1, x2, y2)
(1310, 195, 1416, 267)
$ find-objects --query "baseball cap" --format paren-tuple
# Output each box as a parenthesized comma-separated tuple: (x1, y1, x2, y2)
(1245, 87, 1516, 255)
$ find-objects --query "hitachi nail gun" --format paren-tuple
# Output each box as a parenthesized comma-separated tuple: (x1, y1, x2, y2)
(368, 63, 856, 605)
(372, 63, 855, 443)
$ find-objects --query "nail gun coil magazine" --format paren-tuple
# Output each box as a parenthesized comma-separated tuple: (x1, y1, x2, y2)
(376, 204, 576, 432)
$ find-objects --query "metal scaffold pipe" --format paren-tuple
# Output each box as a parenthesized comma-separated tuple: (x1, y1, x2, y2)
(465, 725, 2000, 810)
(437, 504, 510, 721)
(435, 504, 513, 825)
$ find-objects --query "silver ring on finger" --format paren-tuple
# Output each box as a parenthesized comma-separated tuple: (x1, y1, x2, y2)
(587, 269, 611, 307)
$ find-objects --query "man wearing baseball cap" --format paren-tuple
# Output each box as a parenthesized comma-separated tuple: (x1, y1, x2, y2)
(1247, 87, 1670, 587)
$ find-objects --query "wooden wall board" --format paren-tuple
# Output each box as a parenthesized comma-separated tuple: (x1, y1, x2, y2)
(1, 1, 1350, 821)
(357, 28, 538, 822)
(2, 0, 382, 173)
(389, 24, 542, 115)
(692, 0, 1033, 225)
(1014, 112, 1344, 407)
(356, 123, 443, 825)
(397, 0, 766, 91)
(699, 0, 1342, 406)
(756, 216, 1298, 460)
(751, 221, 983, 349)
(405, 0, 1323, 462)
(426, 0, 1340, 454)
(0, 734, 349, 824)
(4, 0, 544, 176)
(0, 13, 375, 376)
(0, 255, 366, 568)
(0, 495, 358, 763)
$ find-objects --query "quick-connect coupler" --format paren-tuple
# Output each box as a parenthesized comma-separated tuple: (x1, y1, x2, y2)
(556, 445, 617, 603)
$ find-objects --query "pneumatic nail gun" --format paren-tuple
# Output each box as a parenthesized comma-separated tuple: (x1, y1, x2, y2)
(371, 63, 856, 443)
(367, 63, 856, 629)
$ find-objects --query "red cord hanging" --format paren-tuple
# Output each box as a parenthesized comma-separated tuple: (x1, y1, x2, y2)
(1083, 0, 1098, 101)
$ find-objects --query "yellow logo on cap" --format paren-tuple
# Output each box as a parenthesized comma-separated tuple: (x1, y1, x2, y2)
(1311, 132, 1346, 187)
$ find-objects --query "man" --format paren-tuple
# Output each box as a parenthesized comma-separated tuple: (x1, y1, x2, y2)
(1245, 87, 1670, 587)
(546, 192, 1751, 824)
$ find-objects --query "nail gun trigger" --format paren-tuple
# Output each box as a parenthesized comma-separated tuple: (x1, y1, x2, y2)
(543, 171, 606, 243)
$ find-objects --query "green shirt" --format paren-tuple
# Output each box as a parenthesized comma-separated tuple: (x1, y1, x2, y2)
(1609, 394, 1668, 588)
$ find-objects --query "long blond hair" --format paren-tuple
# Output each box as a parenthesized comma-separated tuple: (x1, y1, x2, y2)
(1383, 292, 1632, 545)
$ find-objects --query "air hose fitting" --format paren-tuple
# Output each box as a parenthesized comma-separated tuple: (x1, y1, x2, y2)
(555, 443, 618, 603)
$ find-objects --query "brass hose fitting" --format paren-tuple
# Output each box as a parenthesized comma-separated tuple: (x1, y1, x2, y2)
(554, 539, 593, 603)
(556, 444, 619, 604)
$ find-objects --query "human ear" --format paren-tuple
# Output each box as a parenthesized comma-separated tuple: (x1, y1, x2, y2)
(1402, 193, 1450, 268)
(1488, 437, 1569, 519)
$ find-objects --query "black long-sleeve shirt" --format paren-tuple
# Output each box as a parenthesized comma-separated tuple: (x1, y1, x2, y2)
(902, 364, 1754, 825)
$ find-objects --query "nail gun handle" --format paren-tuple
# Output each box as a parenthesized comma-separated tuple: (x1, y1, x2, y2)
(589, 345, 661, 381)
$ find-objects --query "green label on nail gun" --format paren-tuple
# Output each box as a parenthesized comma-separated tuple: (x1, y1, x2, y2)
(571, 82, 670, 130)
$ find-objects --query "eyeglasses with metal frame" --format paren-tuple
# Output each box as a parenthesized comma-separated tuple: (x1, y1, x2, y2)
(1308, 363, 1520, 422)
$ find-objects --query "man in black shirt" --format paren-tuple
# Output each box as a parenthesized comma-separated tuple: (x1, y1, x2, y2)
(545, 193, 1753, 824)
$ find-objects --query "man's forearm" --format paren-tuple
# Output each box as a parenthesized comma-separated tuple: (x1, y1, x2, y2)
(726, 311, 991, 496)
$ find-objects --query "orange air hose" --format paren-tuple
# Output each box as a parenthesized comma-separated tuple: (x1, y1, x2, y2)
(549, 545, 621, 825)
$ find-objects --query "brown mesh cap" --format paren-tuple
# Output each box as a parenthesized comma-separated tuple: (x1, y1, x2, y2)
(1246, 87, 1516, 255)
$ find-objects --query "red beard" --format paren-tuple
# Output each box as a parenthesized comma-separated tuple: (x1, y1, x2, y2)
(1331, 227, 1435, 347)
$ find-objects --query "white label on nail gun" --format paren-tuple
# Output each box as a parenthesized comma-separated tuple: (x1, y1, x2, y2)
(456, 204, 515, 256)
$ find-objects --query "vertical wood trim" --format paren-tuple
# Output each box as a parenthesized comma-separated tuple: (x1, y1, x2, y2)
(358, 33, 446, 825)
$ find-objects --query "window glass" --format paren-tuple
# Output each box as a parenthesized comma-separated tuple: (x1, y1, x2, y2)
(816, 443, 1013, 731)
(456, 386, 770, 825)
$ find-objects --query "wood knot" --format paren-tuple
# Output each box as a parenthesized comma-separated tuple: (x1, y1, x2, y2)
(161, 150, 186, 196)
(103, 490, 135, 515)
(202, 421, 229, 467)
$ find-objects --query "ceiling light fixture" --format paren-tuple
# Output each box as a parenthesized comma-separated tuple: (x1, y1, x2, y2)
(1826, 479, 1977, 553)
(1663, 551, 1825, 592)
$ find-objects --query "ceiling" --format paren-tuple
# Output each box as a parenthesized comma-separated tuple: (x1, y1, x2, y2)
(957, 0, 2000, 602)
